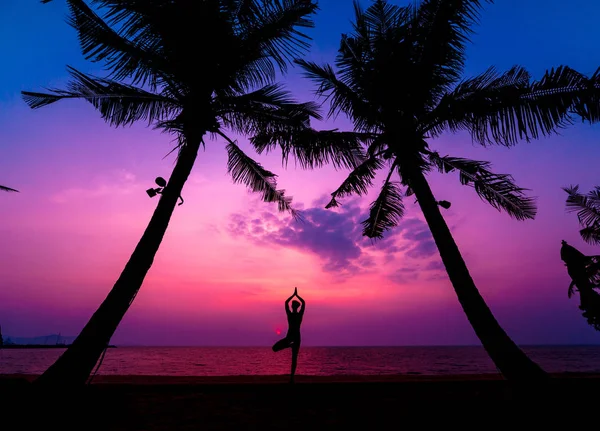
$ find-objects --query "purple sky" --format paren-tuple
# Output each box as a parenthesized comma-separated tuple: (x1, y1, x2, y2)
(1, 0, 600, 346)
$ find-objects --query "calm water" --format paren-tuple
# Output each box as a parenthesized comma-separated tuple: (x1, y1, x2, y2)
(1, 346, 600, 376)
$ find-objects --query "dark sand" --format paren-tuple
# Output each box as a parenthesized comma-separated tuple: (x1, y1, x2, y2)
(1, 373, 598, 429)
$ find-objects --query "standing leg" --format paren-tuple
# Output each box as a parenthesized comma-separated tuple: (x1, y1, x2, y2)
(290, 343, 300, 384)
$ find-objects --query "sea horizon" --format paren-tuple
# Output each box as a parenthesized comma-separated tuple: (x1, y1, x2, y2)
(107, 343, 600, 347)
(4, 334, 599, 349)
(3, 345, 600, 376)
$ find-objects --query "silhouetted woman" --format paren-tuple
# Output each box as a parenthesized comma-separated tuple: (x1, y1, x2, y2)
(272, 287, 305, 383)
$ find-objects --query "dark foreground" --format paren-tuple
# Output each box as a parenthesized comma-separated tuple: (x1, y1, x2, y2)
(1, 373, 598, 430)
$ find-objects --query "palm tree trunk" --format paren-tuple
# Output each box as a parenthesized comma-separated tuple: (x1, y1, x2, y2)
(34, 135, 202, 387)
(409, 169, 548, 381)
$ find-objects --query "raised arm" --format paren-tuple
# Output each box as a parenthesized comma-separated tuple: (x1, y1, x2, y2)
(284, 291, 295, 313)
(296, 292, 306, 314)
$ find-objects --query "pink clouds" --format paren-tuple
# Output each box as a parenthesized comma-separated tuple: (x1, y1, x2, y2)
(225, 196, 449, 290)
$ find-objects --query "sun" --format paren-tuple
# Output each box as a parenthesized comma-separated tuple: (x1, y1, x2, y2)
(275, 329, 281, 335)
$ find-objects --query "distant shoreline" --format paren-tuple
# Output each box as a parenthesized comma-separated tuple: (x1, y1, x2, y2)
(0, 344, 117, 349)
(49, 344, 600, 348)
(3, 343, 600, 348)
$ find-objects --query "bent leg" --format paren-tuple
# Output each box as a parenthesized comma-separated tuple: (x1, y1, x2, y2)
(272, 337, 291, 352)
(290, 342, 300, 383)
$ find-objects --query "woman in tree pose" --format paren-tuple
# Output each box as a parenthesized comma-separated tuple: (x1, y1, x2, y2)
(273, 287, 305, 383)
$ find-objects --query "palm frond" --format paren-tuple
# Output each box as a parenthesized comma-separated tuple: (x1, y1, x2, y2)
(251, 128, 368, 171)
(361, 165, 405, 239)
(240, 0, 318, 73)
(429, 152, 536, 220)
(22, 66, 179, 127)
(361, 0, 408, 35)
(60, 0, 167, 88)
(580, 226, 600, 246)
(428, 65, 600, 146)
(217, 83, 320, 135)
(219, 83, 298, 112)
(226, 56, 281, 95)
(222, 132, 297, 218)
(0, 185, 19, 193)
(207, 0, 319, 93)
(564, 185, 600, 245)
(413, 0, 492, 102)
(325, 157, 384, 209)
(295, 59, 377, 131)
(345, 0, 412, 59)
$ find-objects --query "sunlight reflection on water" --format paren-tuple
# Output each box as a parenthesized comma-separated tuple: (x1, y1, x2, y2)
(1, 345, 599, 375)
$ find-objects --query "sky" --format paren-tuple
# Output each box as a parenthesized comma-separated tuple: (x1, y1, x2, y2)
(1, 0, 600, 347)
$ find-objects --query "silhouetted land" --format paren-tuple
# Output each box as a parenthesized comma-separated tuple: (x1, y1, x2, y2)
(0, 344, 117, 349)
(1, 374, 598, 430)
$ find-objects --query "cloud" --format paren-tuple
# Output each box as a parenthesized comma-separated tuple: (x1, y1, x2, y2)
(226, 195, 446, 284)
(387, 259, 447, 285)
(50, 169, 140, 203)
(388, 266, 420, 285)
(395, 217, 438, 259)
(228, 198, 374, 276)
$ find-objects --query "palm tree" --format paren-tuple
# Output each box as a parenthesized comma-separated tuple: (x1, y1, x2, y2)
(564, 185, 600, 245)
(0, 185, 18, 192)
(23, 0, 361, 386)
(562, 187, 600, 329)
(560, 240, 600, 331)
(253, 0, 600, 380)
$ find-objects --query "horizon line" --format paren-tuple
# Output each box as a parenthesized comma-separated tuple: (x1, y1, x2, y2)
(92, 343, 600, 348)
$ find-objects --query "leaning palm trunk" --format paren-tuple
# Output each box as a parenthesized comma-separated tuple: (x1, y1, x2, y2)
(35, 137, 202, 386)
(287, 0, 600, 381)
(410, 170, 547, 380)
(27, 0, 322, 386)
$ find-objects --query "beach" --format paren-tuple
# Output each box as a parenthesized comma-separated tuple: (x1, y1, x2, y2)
(2, 373, 598, 430)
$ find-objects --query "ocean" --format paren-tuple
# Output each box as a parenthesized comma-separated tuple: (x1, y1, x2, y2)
(1, 345, 600, 376)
